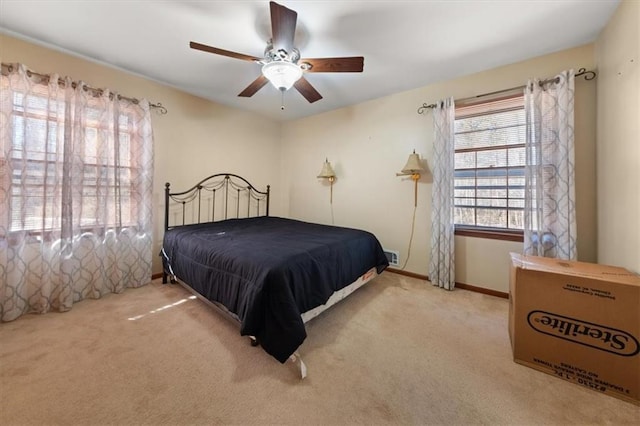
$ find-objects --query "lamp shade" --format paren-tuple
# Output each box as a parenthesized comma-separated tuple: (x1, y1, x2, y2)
(317, 159, 336, 178)
(400, 151, 425, 175)
(262, 61, 303, 91)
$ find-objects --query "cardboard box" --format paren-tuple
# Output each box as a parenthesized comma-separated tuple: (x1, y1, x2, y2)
(509, 253, 640, 405)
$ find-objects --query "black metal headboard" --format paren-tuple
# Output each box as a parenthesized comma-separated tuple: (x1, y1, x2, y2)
(164, 173, 270, 231)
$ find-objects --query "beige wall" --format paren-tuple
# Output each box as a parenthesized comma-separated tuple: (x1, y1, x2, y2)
(0, 34, 283, 275)
(595, 0, 640, 274)
(281, 44, 598, 293)
(2, 32, 605, 292)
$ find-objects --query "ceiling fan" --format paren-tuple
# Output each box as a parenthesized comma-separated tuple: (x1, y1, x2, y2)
(190, 1, 364, 105)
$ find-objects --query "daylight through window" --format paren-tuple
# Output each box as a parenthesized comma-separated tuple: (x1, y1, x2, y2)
(454, 94, 525, 232)
(7, 87, 138, 233)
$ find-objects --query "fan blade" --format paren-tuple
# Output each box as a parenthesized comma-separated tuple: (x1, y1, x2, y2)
(294, 77, 322, 103)
(270, 1, 297, 54)
(238, 75, 269, 98)
(190, 41, 260, 62)
(299, 57, 364, 73)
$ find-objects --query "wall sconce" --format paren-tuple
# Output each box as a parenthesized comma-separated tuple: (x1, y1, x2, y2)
(317, 158, 336, 203)
(396, 150, 425, 207)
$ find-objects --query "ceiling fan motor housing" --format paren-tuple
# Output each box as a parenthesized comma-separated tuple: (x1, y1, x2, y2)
(264, 42, 301, 64)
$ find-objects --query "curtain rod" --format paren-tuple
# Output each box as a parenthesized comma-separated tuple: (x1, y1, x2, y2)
(1, 62, 167, 115)
(417, 67, 596, 115)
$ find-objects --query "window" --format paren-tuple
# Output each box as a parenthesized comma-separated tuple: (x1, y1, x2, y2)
(6, 85, 139, 234)
(454, 94, 525, 240)
(2, 63, 154, 321)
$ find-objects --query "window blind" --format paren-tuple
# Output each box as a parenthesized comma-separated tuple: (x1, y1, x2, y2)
(454, 94, 526, 230)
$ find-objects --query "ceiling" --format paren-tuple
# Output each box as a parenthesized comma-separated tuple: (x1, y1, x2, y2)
(0, 0, 619, 121)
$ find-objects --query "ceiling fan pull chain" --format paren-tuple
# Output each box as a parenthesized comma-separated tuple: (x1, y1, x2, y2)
(281, 89, 285, 111)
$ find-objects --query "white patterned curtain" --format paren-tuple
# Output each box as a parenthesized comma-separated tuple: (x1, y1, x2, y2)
(523, 69, 577, 259)
(429, 97, 456, 290)
(0, 63, 154, 321)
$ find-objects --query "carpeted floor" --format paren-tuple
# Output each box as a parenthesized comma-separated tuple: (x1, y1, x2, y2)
(1, 272, 638, 425)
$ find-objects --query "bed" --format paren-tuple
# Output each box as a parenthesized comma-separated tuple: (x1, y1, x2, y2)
(160, 173, 388, 371)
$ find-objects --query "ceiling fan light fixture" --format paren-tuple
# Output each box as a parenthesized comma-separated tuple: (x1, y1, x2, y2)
(261, 60, 302, 91)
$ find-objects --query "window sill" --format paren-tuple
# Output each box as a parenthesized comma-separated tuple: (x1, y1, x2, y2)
(455, 227, 523, 242)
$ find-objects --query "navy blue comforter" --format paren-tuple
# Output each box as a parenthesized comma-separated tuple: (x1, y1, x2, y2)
(161, 216, 388, 363)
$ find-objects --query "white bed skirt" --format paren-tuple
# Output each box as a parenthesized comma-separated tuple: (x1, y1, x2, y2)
(301, 267, 378, 323)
